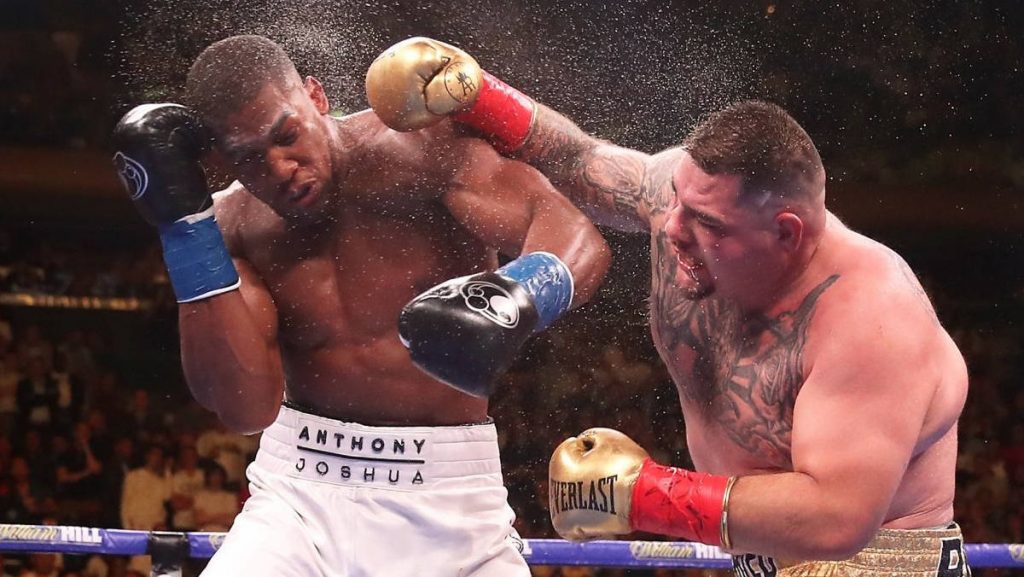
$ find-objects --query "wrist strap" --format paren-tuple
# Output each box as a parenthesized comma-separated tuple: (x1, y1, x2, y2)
(453, 71, 537, 154)
(159, 208, 240, 303)
(629, 459, 730, 546)
(496, 252, 574, 332)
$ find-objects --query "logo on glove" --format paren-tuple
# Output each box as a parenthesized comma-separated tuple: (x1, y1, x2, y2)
(113, 152, 149, 200)
(443, 61, 478, 102)
(461, 281, 519, 328)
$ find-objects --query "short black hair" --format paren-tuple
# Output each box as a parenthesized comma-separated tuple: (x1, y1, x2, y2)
(683, 101, 824, 203)
(185, 35, 301, 130)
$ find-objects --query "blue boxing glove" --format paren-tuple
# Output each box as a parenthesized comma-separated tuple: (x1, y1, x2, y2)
(399, 252, 574, 397)
(112, 104, 240, 303)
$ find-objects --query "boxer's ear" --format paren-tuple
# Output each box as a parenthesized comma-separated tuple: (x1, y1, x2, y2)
(304, 76, 329, 115)
(775, 211, 803, 253)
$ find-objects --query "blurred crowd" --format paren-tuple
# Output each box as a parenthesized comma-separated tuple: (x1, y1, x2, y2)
(0, 232, 1021, 577)
(0, 228, 167, 303)
(2, 2, 1023, 188)
(0, 1, 117, 150)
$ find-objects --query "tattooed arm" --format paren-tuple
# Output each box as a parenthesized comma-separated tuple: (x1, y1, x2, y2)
(724, 272, 964, 559)
(513, 104, 673, 232)
(365, 37, 674, 231)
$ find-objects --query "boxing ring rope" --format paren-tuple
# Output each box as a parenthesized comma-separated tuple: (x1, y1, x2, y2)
(0, 525, 1021, 577)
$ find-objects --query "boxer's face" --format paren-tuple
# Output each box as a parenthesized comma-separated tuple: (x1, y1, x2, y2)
(218, 77, 337, 220)
(663, 153, 784, 303)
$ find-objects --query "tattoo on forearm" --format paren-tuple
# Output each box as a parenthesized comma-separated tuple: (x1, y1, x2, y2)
(650, 236, 840, 466)
(519, 105, 652, 222)
(517, 106, 595, 187)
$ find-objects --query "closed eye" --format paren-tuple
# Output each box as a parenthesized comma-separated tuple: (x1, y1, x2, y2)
(275, 128, 298, 146)
(682, 206, 726, 231)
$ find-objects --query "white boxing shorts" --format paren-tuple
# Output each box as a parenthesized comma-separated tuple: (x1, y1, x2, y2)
(201, 404, 529, 577)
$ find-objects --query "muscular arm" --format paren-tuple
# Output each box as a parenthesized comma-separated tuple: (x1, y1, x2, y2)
(726, 291, 942, 559)
(178, 196, 285, 435)
(443, 137, 611, 306)
(365, 38, 662, 232)
(512, 105, 659, 232)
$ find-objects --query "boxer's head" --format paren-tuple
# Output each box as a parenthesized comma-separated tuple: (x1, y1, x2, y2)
(186, 35, 340, 221)
(665, 101, 826, 306)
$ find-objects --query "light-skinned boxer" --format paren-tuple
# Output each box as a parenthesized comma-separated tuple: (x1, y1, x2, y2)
(366, 37, 970, 577)
(111, 34, 610, 577)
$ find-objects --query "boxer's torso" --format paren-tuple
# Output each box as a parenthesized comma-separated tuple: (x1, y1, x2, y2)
(644, 163, 966, 529)
(213, 115, 496, 426)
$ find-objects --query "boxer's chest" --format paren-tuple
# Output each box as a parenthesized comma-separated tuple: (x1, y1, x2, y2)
(248, 205, 491, 348)
(650, 299, 803, 469)
(648, 251, 824, 470)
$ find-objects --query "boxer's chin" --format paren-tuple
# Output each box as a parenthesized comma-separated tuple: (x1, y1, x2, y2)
(681, 282, 714, 301)
(276, 182, 336, 223)
(675, 262, 714, 300)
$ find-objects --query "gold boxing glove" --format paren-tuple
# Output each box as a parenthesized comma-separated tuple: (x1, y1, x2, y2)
(548, 428, 649, 541)
(549, 428, 734, 546)
(365, 37, 483, 131)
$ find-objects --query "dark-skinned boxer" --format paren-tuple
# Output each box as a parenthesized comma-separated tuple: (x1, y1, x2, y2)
(112, 35, 610, 577)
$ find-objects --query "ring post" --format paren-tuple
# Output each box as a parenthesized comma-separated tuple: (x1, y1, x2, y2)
(147, 532, 190, 577)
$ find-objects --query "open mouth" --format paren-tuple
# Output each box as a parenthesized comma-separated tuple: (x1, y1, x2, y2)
(676, 253, 704, 282)
(288, 181, 317, 205)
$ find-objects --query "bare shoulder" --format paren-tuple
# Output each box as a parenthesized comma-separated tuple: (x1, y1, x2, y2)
(641, 147, 686, 217)
(802, 227, 967, 441)
(409, 121, 523, 190)
(840, 231, 936, 320)
(357, 108, 467, 157)
(807, 229, 950, 371)
(347, 113, 469, 197)
(211, 181, 273, 255)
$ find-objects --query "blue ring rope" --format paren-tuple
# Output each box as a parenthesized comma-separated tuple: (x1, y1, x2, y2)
(0, 525, 1020, 568)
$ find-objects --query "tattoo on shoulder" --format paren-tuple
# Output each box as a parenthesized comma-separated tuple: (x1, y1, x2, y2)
(888, 248, 938, 321)
(581, 150, 645, 215)
(642, 154, 681, 218)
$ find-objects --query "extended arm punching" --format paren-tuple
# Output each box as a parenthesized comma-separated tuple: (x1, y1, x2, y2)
(365, 37, 657, 232)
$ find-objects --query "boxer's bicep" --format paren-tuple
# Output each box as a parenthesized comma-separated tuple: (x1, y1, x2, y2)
(443, 157, 533, 258)
(233, 257, 281, 352)
(572, 144, 657, 231)
(791, 307, 932, 526)
(178, 246, 285, 432)
(445, 141, 597, 256)
(729, 309, 934, 558)
(214, 184, 281, 350)
(446, 147, 611, 304)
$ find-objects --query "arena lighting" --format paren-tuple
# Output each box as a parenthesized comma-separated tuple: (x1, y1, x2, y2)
(0, 293, 153, 311)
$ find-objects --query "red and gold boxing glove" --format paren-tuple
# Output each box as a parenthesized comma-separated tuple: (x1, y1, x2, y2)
(549, 428, 736, 547)
(365, 37, 536, 154)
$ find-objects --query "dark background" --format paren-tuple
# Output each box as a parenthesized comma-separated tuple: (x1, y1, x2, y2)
(0, 1, 1021, 576)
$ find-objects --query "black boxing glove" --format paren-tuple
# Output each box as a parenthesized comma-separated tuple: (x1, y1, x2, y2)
(399, 252, 574, 397)
(112, 104, 239, 302)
